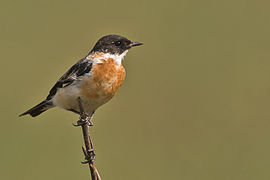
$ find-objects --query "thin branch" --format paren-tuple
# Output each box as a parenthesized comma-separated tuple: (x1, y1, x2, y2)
(74, 97, 101, 180)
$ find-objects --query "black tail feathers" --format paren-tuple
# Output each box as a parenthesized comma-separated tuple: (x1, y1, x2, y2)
(19, 100, 54, 117)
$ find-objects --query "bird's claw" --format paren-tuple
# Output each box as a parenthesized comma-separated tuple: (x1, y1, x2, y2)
(72, 119, 87, 126)
(73, 116, 93, 127)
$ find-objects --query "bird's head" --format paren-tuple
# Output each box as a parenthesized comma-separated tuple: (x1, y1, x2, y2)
(91, 35, 143, 55)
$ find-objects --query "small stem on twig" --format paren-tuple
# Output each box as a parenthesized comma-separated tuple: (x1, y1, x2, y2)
(75, 97, 101, 180)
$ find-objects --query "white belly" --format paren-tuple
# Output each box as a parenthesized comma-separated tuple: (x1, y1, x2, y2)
(52, 83, 112, 114)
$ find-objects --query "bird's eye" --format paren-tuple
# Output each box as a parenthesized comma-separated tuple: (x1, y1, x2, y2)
(115, 41, 121, 46)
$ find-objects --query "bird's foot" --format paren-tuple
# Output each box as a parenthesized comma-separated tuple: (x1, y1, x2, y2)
(73, 115, 93, 127)
(86, 115, 94, 126)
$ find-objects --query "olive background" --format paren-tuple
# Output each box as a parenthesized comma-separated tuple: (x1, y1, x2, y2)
(1, 0, 270, 180)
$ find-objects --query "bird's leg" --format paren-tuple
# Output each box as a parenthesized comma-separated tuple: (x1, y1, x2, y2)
(73, 97, 94, 126)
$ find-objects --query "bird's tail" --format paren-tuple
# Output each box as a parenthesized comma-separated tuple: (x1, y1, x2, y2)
(19, 100, 54, 117)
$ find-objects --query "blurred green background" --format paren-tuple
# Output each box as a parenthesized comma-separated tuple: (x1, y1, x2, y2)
(1, 0, 270, 179)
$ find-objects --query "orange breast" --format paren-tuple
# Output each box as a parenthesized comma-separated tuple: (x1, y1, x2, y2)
(81, 58, 126, 101)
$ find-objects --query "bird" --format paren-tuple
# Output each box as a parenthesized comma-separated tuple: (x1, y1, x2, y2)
(19, 34, 143, 122)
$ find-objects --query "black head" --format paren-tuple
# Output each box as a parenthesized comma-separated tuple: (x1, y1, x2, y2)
(91, 35, 143, 54)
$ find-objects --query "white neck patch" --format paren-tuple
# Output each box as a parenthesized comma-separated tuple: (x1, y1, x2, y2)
(103, 50, 128, 66)
(87, 50, 128, 67)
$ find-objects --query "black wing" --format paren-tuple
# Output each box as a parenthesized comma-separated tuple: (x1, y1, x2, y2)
(46, 58, 92, 100)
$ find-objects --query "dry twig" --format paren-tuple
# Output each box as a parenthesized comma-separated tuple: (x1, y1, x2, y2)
(73, 97, 101, 180)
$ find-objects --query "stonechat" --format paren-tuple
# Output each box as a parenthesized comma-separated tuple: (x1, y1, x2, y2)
(20, 35, 143, 119)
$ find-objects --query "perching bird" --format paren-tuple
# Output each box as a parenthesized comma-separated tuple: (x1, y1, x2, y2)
(19, 35, 143, 120)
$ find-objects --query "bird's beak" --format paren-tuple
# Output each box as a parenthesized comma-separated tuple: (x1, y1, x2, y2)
(130, 41, 143, 47)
